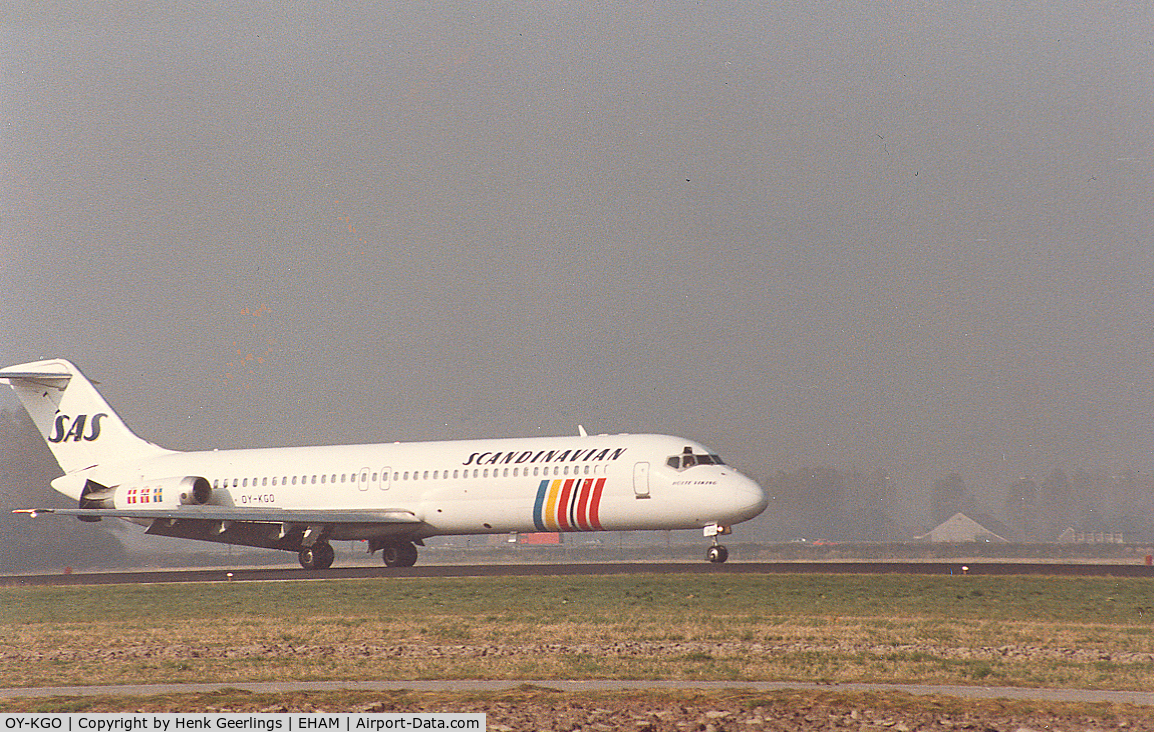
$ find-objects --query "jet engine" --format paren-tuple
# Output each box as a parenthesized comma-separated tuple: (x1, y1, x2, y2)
(101, 476, 212, 510)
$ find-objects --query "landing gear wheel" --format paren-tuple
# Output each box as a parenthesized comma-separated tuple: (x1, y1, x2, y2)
(382, 542, 419, 567)
(707, 544, 729, 564)
(299, 542, 335, 570)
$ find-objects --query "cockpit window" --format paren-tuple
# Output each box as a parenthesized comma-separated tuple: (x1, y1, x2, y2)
(666, 447, 726, 470)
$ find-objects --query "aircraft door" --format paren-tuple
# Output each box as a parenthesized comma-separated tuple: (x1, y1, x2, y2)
(380, 467, 390, 490)
(358, 468, 370, 491)
(633, 461, 650, 499)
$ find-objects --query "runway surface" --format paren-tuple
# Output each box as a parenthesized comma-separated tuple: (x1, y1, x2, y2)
(0, 679, 1150, 706)
(2, 561, 1152, 586)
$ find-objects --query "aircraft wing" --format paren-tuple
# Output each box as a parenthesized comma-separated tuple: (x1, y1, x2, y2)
(13, 507, 421, 523)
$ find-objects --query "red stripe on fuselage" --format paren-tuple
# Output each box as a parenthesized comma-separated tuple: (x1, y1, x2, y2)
(575, 478, 593, 530)
(588, 477, 606, 530)
(556, 479, 574, 531)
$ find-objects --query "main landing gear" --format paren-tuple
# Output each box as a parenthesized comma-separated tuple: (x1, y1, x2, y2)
(381, 541, 419, 567)
(298, 541, 335, 570)
(704, 523, 731, 564)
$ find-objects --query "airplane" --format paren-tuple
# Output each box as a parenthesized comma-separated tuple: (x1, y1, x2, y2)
(3, 359, 768, 569)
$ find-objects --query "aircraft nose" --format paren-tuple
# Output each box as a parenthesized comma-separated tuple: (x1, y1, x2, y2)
(724, 473, 768, 522)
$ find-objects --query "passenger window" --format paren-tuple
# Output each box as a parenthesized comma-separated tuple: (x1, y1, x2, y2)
(393, 472, 399, 481)
(403, 472, 409, 480)
(423, 471, 429, 479)
(372, 473, 378, 481)
(473, 469, 479, 478)
(320, 475, 325, 484)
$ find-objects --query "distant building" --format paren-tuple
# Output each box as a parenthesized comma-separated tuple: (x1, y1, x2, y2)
(519, 532, 561, 545)
(914, 512, 1012, 543)
(1057, 528, 1125, 544)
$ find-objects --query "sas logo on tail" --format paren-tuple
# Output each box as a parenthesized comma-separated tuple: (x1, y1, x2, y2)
(48, 413, 108, 443)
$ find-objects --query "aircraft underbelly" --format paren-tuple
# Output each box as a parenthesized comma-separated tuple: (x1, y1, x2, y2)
(144, 518, 416, 551)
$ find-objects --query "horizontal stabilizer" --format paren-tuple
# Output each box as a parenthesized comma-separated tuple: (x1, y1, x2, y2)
(0, 371, 72, 383)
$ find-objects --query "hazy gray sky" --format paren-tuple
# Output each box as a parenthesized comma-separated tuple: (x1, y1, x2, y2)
(3, 2, 1151, 504)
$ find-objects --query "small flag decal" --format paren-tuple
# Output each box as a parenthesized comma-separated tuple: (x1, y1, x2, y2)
(125, 486, 162, 505)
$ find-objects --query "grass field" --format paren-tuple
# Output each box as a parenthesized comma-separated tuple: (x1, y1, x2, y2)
(2, 573, 1153, 692)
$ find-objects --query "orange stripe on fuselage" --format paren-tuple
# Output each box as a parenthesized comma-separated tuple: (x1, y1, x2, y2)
(544, 479, 562, 531)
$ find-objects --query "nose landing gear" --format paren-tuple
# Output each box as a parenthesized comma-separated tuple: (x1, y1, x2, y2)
(704, 523, 731, 563)
(706, 543, 729, 563)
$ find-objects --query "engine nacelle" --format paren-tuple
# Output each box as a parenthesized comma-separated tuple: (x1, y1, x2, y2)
(111, 476, 212, 510)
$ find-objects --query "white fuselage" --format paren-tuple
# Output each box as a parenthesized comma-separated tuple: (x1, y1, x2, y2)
(56, 433, 767, 541)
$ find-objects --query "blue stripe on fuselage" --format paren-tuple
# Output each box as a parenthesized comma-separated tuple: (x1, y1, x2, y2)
(532, 479, 550, 531)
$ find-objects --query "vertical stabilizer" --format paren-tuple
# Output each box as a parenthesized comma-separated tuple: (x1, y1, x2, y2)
(0, 359, 173, 474)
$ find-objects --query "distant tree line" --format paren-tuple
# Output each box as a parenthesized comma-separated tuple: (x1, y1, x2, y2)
(997, 468, 1153, 542)
(744, 464, 1154, 544)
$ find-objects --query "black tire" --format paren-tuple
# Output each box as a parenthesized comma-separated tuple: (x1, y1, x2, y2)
(707, 545, 729, 564)
(382, 542, 419, 567)
(299, 542, 335, 570)
(398, 542, 419, 567)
